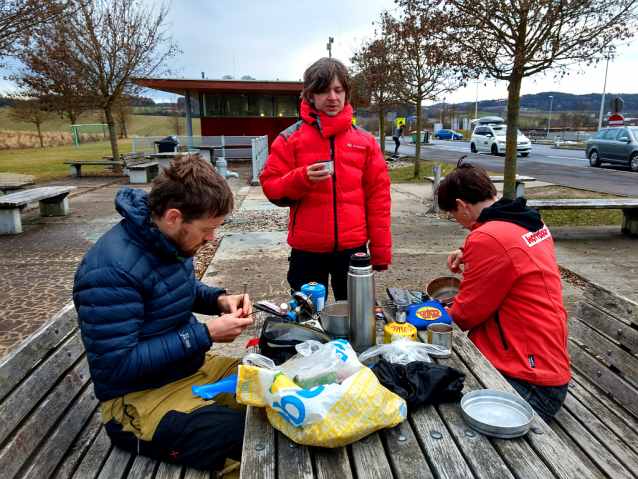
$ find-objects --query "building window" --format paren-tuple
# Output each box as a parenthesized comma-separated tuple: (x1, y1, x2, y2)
(201, 93, 223, 117)
(274, 95, 299, 117)
(225, 94, 249, 117)
(249, 95, 273, 117)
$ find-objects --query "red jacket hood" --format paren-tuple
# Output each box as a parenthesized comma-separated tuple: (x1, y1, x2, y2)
(301, 99, 353, 138)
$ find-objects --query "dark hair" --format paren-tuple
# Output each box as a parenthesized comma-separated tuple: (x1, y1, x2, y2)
(302, 57, 351, 104)
(435, 157, 497, 212)
(148, 153, 234, 222)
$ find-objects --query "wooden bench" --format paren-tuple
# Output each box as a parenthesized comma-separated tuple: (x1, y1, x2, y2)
(0, 302, 236, 479)
(426, 175, 536, 197)
(0, 182, 34, 195)
(554, 281, 638, 477)
(122, 152, 159, 184)
(0, 186, 76, 235)
(527, 198, 638, 236)
(63, 161, 124, 178)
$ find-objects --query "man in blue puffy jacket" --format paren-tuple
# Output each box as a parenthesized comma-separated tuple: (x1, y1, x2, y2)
(73, 154, 252, 475)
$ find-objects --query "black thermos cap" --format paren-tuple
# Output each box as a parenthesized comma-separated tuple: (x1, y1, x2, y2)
(350, 252, 371, 267)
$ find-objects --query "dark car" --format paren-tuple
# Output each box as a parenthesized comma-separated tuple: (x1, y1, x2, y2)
(586, 127, 638, 172)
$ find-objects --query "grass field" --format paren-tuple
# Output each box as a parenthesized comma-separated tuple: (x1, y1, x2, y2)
(0, 140, 133, 182)
(0, 108, 201, 137)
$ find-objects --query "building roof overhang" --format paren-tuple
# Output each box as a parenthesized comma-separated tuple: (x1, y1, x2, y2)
(131, 77, 304, 97)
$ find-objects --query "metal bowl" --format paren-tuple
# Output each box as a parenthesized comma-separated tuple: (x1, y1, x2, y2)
(461, 389, 534, 438)
(320, 302, 349, 337)
(426, 276, 461, 304)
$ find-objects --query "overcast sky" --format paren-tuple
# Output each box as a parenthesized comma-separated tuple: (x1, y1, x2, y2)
(3, 0, 637, 109)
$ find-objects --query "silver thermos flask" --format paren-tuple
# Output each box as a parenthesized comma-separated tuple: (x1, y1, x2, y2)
(348, 252, 376, 352)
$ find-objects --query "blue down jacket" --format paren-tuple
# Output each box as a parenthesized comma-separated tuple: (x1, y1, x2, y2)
(73, 188, 226, 401)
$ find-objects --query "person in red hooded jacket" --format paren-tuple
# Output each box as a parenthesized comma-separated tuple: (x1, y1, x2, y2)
(260, 58, 391, 300)
(434, 159, 571, 421)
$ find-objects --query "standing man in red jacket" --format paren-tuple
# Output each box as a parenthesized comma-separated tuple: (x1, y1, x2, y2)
(260, 58, 391, 300)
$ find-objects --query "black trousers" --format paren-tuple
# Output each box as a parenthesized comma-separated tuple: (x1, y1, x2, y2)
(105, 403, 245, 471)
(287, 245, 367, 301)
(393, 137, 400, 153)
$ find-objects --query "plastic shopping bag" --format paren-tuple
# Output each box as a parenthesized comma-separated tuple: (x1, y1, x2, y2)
(358, 335, 451, 364)
(236, 340, 407, 447)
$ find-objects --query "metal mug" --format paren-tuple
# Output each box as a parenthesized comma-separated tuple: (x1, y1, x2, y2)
(316, 160, 334, 176)
(427, 323, 453, 352)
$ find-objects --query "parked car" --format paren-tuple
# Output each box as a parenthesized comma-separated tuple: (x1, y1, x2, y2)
(434, 129, 463, 140)
(585, 127, 638, 172)
(470, 124, 532, 156)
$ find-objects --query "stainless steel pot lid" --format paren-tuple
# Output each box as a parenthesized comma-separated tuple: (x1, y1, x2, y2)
(461, 389, 534, 439)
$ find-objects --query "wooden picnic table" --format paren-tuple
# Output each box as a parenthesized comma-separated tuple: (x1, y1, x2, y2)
(148, 151, 200, 169)
(239, 305, 601, 479)
(194, 145, 222, 163)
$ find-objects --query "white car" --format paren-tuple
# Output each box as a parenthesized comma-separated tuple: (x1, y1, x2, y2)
(470, 124, 532, 156)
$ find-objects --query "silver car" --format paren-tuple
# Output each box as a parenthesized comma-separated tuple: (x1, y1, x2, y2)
(586, 127, 638, 172)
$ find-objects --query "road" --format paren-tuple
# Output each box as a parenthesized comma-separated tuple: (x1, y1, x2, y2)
(385, 137, 638, 196)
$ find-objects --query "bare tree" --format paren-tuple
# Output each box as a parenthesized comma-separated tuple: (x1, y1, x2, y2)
(16, 0, 179, 167)
(113, 95, 134, 138)
(0, 0, 73, 61)
(167, 101, 185, 136)
(381, 4, 467, 177)
(350, 37, 399, 154)
(408, 0, 638, 197)
(8, 97, 53, 147)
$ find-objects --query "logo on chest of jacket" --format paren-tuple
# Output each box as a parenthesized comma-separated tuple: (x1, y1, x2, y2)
(522, 225, 551, 247)
(180, 332, 192, 348)
(347, 143, 365, 150)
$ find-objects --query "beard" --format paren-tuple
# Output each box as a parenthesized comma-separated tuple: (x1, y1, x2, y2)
(168, 227, 205, 258)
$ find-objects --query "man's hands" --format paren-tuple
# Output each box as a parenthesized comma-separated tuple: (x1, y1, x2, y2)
(206, 294, 254, 343)
(447, 249, 464, 274)
(307, 163, 331, 183)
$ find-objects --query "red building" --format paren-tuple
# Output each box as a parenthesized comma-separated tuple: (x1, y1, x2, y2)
(132, 78, 303, 146)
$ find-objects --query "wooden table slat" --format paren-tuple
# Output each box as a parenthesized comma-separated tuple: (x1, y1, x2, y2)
(569, 368, 638, 435)
(0, 186, 76, 207)
(276, 431, 313, 479)
(583, 282, 638, 327)
(126, 455, 158, 479)
(71, 427, 113, 479)
(574, 301, 638, 352)
(0, 302, 77, 401)
(380, 422, 434, 479)
(155, 461, 183, 479)
(552, 408, 634, 478)
(96, 447, 133, 479)
(183, 466, 211, 479)
(561, 393, 638, 471)
(313, 445, 354, 479)
(50, 408, 103, 479)
(450, 324, 601, 479)
(349, 431, 394, 479)
(546, 420, 606, 479)
(238, 407, 275, 479)
(20, 385, 100, 479)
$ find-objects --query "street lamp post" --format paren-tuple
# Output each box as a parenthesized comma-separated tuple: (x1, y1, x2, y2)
(548, 96, 554, 137)
(474, 81, 480, 119)
(598, 50, 613, 131)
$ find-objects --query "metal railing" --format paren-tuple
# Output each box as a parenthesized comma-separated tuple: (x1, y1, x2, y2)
(131, 135, 264, 153)
(251, 136, 269, 185)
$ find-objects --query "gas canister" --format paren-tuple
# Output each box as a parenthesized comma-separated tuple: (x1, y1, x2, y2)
(301, 282, 326, 312)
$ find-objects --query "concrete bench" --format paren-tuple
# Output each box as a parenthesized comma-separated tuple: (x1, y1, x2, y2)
(123, 154, 159, 184)
(0, 182, 35, 195)
(0, 186, 76, 234)
(425, 174, 536, 197)
(63, 161, 124, 178)
(527, 198, 638, 236)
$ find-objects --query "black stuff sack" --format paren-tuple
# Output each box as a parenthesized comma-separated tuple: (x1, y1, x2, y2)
(371, 358, 465, 409)
(257, 318, 335, 360)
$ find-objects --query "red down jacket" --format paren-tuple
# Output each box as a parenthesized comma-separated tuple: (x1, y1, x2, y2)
(449, 213, 571, 387)
(260, 100, 391, 267)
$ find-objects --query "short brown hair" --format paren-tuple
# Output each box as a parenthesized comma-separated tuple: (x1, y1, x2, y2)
(302, 57, 351, 104)
(435, 157, 497, 212)
(148, 154, 234, 222)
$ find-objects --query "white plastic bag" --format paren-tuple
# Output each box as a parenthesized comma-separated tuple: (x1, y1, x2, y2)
(358, 336, 450, 364)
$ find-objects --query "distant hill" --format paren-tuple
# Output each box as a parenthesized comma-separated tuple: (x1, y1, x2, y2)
(438, 92, 638, 114)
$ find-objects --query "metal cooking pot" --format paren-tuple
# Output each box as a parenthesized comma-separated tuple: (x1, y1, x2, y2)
(320, 302, 349, 337)
(426, 276, 461, 305)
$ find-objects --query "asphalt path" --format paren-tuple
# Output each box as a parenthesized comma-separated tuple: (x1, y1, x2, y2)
(384, 137, 638, 196)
